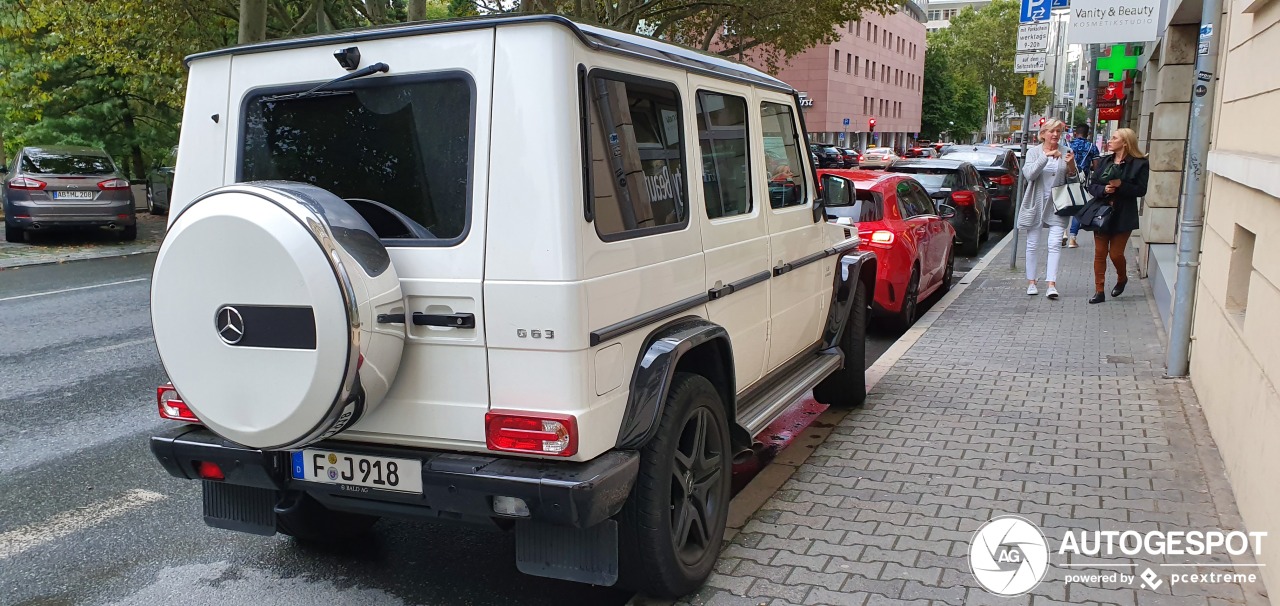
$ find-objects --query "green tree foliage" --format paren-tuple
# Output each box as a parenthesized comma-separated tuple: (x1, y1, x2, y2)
(2, 0, 900, 174)
(923, 0, 1059, 141)
(920, 45, 956, 141)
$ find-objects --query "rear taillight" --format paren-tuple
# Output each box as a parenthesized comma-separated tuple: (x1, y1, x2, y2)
(951, 191, 976, 206)
(992, 174, 1015, 186)
(97, 178, 130, 190)
(8, 177, 46, 190)
(870, 230, 895, 245)
(157, 383, 199, 423)
(857, 154, 864, 163)
(486, 410, 578, 457)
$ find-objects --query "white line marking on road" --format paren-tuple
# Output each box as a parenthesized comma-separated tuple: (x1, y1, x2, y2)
(0, 488, 166, 559)
(86, 337, 155, 354)
(0, 277, 149, 302)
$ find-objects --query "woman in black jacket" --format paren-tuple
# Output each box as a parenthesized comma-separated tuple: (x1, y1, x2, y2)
(1085, 128, 1149, 304)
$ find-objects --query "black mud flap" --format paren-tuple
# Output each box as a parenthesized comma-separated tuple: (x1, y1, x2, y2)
(515, 520, 619, 586)
(202, 481, 277, 536)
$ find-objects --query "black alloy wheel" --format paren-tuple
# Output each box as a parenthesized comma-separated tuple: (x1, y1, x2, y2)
(618, 373, 731, 598)
(940, 247, 955, 293)
(146, 184, 160, 215)
(670, 406, 725, 566)
(893, 267, 920, 331)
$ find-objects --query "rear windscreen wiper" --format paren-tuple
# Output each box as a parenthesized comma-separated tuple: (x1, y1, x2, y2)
(260, 62, 390, 103)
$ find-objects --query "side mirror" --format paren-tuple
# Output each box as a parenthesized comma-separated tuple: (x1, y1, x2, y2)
(820, 174, 854, 207)
(929, 190, 949, 200)
(938, 204, 957, 219)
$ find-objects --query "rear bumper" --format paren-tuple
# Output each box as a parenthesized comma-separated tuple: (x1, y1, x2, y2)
(7, 203, 136, 227)
(150, 426, 639, 528)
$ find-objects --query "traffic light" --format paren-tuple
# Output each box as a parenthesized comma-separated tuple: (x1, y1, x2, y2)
(1038, 117, 1047, 127)
(868, 118, 877, 133)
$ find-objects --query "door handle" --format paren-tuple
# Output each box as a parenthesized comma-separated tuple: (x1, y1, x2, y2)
(377, 312, 476, 329)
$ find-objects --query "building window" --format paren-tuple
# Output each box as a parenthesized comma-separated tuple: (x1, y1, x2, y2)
(857, 22, 861, 36)
(834, 49, 840, 71)
(847, 54, 852, 74)
(1226, 225, 1257, 324)
(855, 55, 860, 76)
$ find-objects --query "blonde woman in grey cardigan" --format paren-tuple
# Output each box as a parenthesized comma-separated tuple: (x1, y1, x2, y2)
(1018, 118, 1077, 299)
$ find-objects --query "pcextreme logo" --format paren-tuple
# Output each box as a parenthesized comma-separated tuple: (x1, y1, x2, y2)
(969, 515, 1268, 596)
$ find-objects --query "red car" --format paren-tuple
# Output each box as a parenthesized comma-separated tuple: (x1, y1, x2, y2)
(819, 169, 956, 329)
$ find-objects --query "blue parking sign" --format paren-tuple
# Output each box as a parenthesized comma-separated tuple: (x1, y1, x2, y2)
(843, 118, 851, 127)
(1020, 0, 1048, 22)
(1050, 0, 1069, 7)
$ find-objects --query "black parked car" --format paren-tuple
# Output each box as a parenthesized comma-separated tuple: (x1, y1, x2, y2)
(839, 147, 862, 168)
(145, 146, 178, 215)
(887, 159, 991, 256)
(940, 145, 1020, 226)
(809, 144, 844, 168)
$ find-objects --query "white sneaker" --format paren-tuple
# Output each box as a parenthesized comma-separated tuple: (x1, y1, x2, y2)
(1046, 285, 1059, 300)
(1027, 283, 1038, 296)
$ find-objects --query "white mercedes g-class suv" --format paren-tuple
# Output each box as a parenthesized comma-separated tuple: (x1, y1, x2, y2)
(148, 15, 876, 598)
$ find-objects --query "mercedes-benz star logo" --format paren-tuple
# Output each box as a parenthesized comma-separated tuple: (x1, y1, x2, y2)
(969, 515, 1049, 596)
(215, 306, 245, 345)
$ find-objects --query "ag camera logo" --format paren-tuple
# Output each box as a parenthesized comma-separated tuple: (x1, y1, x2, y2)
(970, 515, 1050, 596)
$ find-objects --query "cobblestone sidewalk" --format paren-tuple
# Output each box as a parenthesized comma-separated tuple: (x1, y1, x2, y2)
(681, 233, 1271, 606)
(0, 213, 164, 269)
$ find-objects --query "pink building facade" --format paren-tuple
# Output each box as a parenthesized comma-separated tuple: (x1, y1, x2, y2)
(746, 6, 927, 152)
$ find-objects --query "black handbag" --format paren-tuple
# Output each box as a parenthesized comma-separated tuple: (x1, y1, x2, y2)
(1076, 198, 1113, 231)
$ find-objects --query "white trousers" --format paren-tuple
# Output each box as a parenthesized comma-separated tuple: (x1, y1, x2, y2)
(1025, 225, 1065, 282)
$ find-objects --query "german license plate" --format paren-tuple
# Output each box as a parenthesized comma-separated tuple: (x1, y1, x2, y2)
(291, 449, 423, 494)
(53, 190, 95, 199)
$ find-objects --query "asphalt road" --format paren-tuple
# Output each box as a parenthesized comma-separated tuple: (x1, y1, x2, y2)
(0, 228, 1008, 605)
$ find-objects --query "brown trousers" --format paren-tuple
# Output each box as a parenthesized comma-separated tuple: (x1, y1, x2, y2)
(1093, 231, 1132, 292)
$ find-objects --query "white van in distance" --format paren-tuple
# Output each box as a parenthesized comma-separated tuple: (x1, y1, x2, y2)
(148, 15, 877, 597)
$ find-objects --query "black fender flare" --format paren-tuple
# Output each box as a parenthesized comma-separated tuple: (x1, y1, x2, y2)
(614, 317, 747, 449)
(822, 249, 877, 350)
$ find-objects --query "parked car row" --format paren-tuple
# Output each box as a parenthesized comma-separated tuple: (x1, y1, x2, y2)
(815, 142, 1024, 329)
(809, 144, 862, 169)
(821, 169, 954, 330)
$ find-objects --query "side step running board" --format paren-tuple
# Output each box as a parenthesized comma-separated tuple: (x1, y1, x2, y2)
(736, 350, 842, 436)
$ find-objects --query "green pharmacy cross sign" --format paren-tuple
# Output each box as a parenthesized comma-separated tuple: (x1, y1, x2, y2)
(1097, 44, 1139, 83)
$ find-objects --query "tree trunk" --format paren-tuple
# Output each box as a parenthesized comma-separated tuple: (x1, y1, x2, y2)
(120, 106, 146, 179)
(239, 0, 268, 43)
(366, 0, 387, 23)
(407, 0, 426, 21)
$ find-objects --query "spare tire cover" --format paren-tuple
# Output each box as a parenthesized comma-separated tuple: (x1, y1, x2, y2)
(152, 182, 404, 450)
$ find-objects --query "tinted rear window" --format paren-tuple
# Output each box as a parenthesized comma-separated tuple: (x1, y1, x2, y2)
(241, 77, 473, 243)
(894, 168, 958, 191)
(21, 153, 115, 175)
(941, 151, 1000, 165)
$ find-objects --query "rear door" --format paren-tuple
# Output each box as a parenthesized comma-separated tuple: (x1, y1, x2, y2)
(227, 29, 495, 449)
(689, 78, 771, 389)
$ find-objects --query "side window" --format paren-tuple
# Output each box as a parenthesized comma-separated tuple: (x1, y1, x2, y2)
(586, 72, 688, 240)
(895, 181, 918, 218)
(858, 191, 884, 222)
(760, 101, 808, 209)
(911, 182, 938, 216)
(696, 91, 751, 219)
